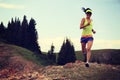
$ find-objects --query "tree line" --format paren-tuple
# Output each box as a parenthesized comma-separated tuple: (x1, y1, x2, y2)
(0, 15, 76, 65)
(0, 15, 41, 54)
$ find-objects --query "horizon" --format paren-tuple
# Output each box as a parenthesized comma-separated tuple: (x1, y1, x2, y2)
(0, 0, 120, 52)
(42, 48, 120, 53)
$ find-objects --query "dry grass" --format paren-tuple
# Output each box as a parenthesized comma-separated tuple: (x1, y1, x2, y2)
(40, 61, 120, 80)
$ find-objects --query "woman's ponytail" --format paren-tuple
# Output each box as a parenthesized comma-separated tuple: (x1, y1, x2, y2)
(82, 7, 86, 13)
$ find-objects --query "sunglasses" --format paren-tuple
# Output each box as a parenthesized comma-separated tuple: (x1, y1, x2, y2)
(86, 12, 92, 15)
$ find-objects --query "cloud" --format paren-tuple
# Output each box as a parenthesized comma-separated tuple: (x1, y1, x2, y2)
(0, 3, 25, 9)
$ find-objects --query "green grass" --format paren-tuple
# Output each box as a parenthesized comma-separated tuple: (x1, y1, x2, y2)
(11, 45, 57, 66)
(0, 43, 56, 66)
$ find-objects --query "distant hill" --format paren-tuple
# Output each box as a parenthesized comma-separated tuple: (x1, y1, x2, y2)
(76, 49, 120, 65)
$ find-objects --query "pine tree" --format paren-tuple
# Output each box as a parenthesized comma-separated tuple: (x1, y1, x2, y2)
(47, 43, 56, 62)
(21, 15, 29, 47)
(0, 22, 6, 40)
(6, 18, 20, 45)
(57, 38, 76, 65)
(27, 18, 41, 54)
(6, 21, 11, 43)
(14, 18, 21, 45)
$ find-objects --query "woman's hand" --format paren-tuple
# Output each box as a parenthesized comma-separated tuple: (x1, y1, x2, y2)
(92, 29, 96, 34)
(93, 30, 96, 34)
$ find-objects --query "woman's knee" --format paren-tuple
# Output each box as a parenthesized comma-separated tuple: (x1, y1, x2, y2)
(86, 41, 93, 52)
(81, 47, 86, 53)
(86, 48, 91, 52)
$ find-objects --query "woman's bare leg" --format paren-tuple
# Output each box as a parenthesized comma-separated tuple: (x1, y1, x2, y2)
(86, 41, 93, 63)
(81, 42, 87, 62)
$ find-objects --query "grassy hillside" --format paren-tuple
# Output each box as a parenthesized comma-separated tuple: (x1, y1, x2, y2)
(0, 43, 55, 67)
(2, 42, 119, 65)
(0, 42, 120, 80)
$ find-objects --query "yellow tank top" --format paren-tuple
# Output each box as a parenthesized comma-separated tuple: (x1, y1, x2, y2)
(82, 18, 93, 37)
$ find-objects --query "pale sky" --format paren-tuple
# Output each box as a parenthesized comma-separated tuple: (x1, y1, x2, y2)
(0, 0, 120, 52)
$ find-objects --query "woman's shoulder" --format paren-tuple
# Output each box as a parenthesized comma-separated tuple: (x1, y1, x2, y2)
(81, 18, 85, 22)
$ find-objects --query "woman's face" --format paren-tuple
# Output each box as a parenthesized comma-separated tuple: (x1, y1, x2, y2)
(86, 12, 92, 18)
